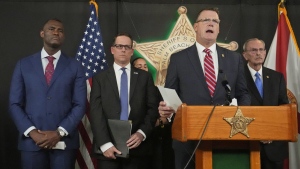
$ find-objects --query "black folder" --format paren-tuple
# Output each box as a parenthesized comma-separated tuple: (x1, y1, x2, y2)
(94, 119, 132, 158)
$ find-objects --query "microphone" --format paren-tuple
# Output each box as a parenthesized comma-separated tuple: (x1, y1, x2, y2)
(219, 69, 232, 105)
(222, 80, 231, 93)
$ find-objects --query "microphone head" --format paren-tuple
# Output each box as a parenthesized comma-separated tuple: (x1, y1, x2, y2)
(222, 80, 228, 86)
(222, 80, 231, 92)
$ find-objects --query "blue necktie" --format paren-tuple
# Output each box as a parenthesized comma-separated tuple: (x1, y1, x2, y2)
(120, 68, 128, 120)
(255, 72, 263, 98)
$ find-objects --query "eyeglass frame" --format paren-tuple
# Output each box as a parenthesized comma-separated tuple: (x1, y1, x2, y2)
(245, 48, 266, 53)
(195, 18, 221, 24)
(112, 44, 133, 50)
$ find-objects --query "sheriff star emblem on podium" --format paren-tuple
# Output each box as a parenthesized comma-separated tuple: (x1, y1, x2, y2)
(224, 107, 255, 138)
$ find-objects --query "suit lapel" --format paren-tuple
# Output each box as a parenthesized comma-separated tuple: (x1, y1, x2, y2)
(245, 65, 263, 103)
(31, 53, 48, 87)
(48, 54, 69, 87)
(262, 68, 271, 104)
(130, 67, 139, 101)
(187, 44, 211, 96)
(214, 46, 225, 97)
(106, 67, 119, 98)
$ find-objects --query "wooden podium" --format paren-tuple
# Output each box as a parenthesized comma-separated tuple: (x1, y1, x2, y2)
(172, 103, 298, 169)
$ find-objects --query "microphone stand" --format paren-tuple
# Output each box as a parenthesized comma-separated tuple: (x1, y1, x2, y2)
(183, 105, 217, 169)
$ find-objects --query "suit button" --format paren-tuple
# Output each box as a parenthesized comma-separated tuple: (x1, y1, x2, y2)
(47, 97, 51, 100)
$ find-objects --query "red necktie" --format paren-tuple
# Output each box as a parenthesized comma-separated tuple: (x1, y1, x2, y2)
(45, 56, 55, 85)
(203, 49, 216, 97)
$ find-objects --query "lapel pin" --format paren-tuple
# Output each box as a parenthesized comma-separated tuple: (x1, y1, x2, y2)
(222, 54, 224, 57)
(266, 76, 269, 78)
(134, 72, 138, 74)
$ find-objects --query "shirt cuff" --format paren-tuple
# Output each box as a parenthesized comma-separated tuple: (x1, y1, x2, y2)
(58, 126, 68, 136)
(137, 129, 146, 141)
(100, 142, 114, 153)
(167, 113, 174, 122)
(24, 126, 36, 137)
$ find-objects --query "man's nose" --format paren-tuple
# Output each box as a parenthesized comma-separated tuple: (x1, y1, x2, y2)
(53, 29, 59, 35)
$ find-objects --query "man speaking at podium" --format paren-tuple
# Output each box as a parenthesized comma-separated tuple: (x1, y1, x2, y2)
(242, 38, 289, 169)
(158, 7, 250, 169)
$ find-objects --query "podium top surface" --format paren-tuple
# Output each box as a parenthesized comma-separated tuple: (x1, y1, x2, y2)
(172, 104, 298, 142)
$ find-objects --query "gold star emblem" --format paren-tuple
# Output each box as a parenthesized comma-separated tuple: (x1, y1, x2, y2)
(133, 6, 239, 86)
(223, 107, 255, 138)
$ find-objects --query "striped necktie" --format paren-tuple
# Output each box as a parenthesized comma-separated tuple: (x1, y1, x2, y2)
(203, 48, 216, 97)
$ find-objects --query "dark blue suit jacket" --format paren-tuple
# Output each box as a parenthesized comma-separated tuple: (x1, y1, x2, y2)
(165, 44, 250, 169)
(165, 44, 250, 106)
(9, 51, 87, 151)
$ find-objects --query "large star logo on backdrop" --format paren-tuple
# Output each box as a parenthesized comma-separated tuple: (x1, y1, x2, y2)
(133, 6, 238, 86)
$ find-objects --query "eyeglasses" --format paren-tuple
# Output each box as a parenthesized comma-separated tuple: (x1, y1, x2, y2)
(246, 48, 266, 53)
(196, 18, 221, 24)
(113, 44, 132, 50)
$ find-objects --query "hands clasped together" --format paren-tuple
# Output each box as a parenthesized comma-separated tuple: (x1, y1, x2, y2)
(29, 129, 61, 149)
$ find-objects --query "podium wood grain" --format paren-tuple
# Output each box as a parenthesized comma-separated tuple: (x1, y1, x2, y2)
(172, 103, 298, 169)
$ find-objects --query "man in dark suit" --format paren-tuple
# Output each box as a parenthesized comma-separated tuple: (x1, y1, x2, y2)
(131, 57, 174, 169)
(158, 7, 251, 169)
(242, 38, 289, 169)
(90, 33, 159, 169)
(9, 18, 87, 169)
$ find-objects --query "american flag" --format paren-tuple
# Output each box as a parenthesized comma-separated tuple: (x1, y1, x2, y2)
(75, 1, 108, 169)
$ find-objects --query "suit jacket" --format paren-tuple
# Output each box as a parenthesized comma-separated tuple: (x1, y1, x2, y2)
(244, 65, 289, 161)
(165, 44, 250, 106)
(90, 66, 159, 157)
(9, 52, 87, 151)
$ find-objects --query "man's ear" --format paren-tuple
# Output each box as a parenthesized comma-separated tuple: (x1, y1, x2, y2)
(242, 52, 248, 60)
(193, 23, 197, 32)
(40, 30, 44, 38)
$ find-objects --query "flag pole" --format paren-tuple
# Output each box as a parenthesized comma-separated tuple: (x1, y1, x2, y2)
(277, 1, 300, 55)
(89, 0, 98, 17)
(278, 1, 285, 19)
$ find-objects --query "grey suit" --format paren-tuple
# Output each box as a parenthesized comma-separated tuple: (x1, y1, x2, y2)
(244, 65, 289, 169)
(165, 44, 251, 169)
(90, 66, 159, 168)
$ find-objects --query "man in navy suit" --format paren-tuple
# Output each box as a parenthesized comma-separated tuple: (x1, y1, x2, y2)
(90, 33, 159, 169)
(9, 18, 87, 169)
(242, 38, 288, 169)
(158, 7, 251, 169)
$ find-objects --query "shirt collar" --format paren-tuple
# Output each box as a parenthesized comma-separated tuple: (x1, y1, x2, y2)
(247, 63, 262, 77)
(195, 42, 217, 54)
(41, 48, 61, 60)
(113, 62, 131, 72)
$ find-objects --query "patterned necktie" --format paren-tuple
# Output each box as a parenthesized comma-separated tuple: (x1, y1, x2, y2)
(255, 72, 263, 97)
(203, 48, 216, 97)
(120, 68, 128, 120)
(45, 56, 55, 85)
